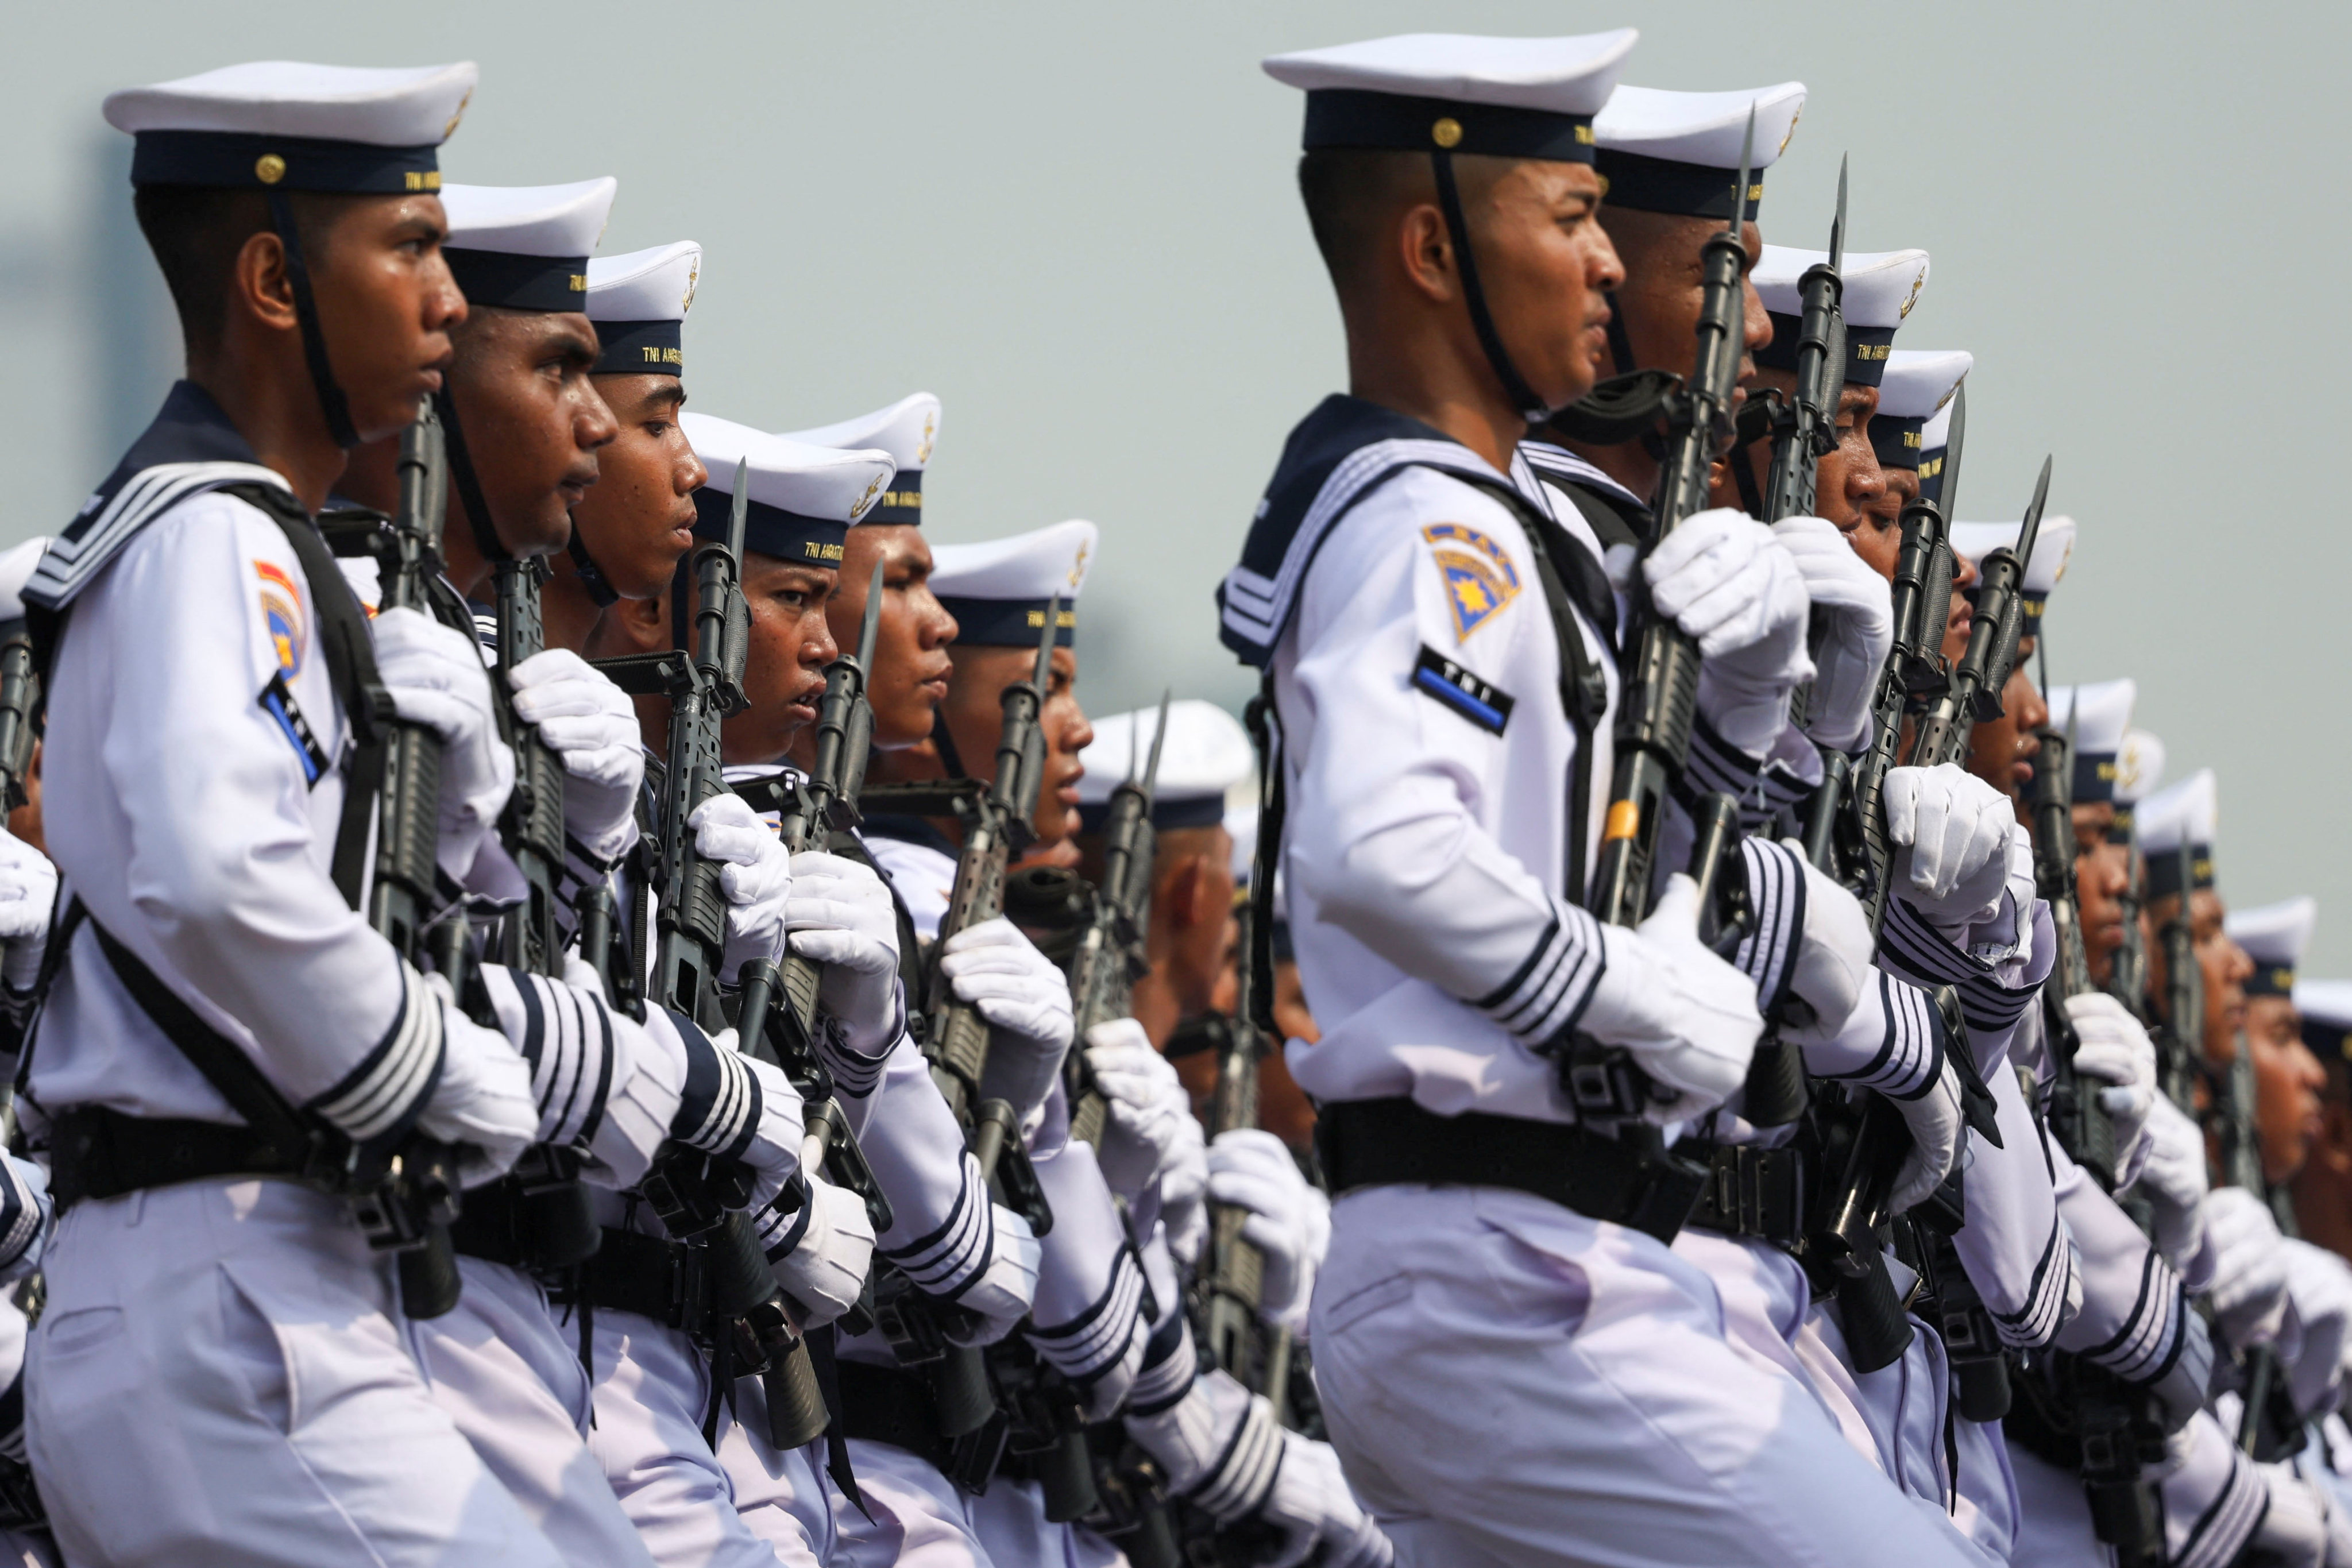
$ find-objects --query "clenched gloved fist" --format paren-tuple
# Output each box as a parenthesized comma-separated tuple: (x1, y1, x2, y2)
(2065, 992, 2158, 1189)
(688, 793, 790, 981)
(768, 1176, 876, 1330)
(1257, 1432, 1396, 1568)
(2134, 1095, 2211, 1273)
(1579, 875, 1763, 1122)
(1773, 515, 1893, 752)
(0, 827, 56, 993)
(1086, 1017, 1197, 1202)
(507, 647, 643, 866)
(1882, 763, 2020, 928)
(369, 606, 514, 878)
(1208, 1129, 1328, 1337)
(940, 917, 1075, 1122)
(416, 969, 539, 1188)
(1644, 508, 1813, 754)
(1884, 1058, 1964, 1217)
(2204, 1185, 2292, 1352)
(784, 851, 902, 1055)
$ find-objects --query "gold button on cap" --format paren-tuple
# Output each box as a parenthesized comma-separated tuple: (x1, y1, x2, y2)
(1431, 117, 1463, 149)
(254, 153, 287, 185)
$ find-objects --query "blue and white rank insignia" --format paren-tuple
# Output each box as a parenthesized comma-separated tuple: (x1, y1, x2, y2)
(1421, 522, 1520, 642)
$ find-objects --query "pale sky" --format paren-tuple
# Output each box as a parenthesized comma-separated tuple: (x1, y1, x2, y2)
(5, 0, 2347, 964)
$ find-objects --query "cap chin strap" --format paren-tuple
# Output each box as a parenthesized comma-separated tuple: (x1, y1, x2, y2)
(567, 530, 620, 607)
(1601, 288, 1638, 385)
(928, 705, 970, 782)
(1430, 150, 1554, 428)
(265, 193, 360, 450)
(431, 385, 510, 567)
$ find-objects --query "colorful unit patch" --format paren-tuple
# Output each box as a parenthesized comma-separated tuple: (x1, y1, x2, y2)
(1420, 522, 1520, 642)
(1413, 644, 1514, 736)
(254, 560, 306, 676)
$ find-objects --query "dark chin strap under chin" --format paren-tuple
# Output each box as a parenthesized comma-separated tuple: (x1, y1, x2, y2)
(431, 385, 510, 567)
(1601, 288, 1637, 385)
(1430, 150, 1552, 427)
(265, 192, 360, 450)
(928, 705, 969, 782)
(567, 530, 620, 607)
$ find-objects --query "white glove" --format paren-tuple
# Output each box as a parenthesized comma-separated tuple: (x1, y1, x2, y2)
(0, 828, 56, 993)
(591, 980, 685, 1189)
(1772, 515, 1893, 752)
(939, 917, 1075, 1119)
(1644, 508, 1812, 754)
(1882, 763, 2019, 928)
(478, 960, 670, 1189)
(1207, 1129, 1326, 1337)
(415, 971, 539, 1187)
(2283, 1242, 2352, 1420)
(507, 648, 642, 866)
(2254, 1463, 2331, 1568)
(2205, 1185, 2292, 1351)
(1579, 875, 1763, 1122)
(2135, 1095, 2211, 1271)
(2065, 992, 2158, 1190)
(1085, 1018, 1194, 1202)
(783, 851, 902, 1056)
(689, 793, 790, 982)
(666, 1019, 805, 1212)
(1884, 1062, 1964, 1216)
(369, 606, 514, 878)
(1257, 1433, 1395, 1568)
(1161, 1125, 1210, 1268)
(769, 1177, 875, 1330)
(1785, 848, 1873, 1030)
(947, 1203, 1041, 1346)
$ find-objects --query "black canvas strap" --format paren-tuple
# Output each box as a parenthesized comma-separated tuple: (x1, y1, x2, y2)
(1431, 152, 1550, 426)
(265, 192, 360, 450)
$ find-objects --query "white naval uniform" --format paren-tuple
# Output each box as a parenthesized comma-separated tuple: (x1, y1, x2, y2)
(831, 824, 1134, 1568)
(1222, 395, 1985, 1568)
(22, 393, 565, 1566)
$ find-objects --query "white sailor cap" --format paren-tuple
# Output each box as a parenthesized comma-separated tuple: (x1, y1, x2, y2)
(1076, 700, 1254, 833)
(681, 412, 892, 570)
(1950, 515, 2076, 632)
(586, 241, 697, 377)
(1264, 32, 1636, 165)
(2138, 767, 2216, 898)
(781, 393, 940, 527)
(106, 60, 476, 194)
(439, 178, 615, 311)
(2293, 979, 2352, 1054)
(930, 520, 1096, 648)
(1593, 82, 1806, 220)
(1872, 349, 1971, 474)
(1755, 246, 1929, 391)
(2045, 678, 2135, 805)
(1918, 393, 1962, 507)
(2228, 897, 2316, 999)
(0, 539, 53, 625)
(2114, 727, 2166, 817)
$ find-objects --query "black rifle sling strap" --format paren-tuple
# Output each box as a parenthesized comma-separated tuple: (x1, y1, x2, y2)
(78, 902, 323, 1167)
(1501, 488, 1612, 909)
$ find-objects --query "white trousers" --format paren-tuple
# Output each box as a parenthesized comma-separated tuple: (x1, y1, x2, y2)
(712, 1370, 837, 1564)
(825, 1436, 1126, 1567)
(28, 1179, 565, 1568)
(2006, 1437, 2109, 1567)
(585, 1308, 820, 1567)
(407, 1257, 657, 1566)
(1311, 1184, 1995, 1568)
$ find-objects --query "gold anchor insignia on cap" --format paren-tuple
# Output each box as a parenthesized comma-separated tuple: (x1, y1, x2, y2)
(1779, 103, 1802, 156)
(852, 473, 885, 519)
(1431, 117, 1463, 149)
(917, 412, 937, 466)
(444, 88, 473, 138)
(1068, 542, 1090, 588)
(1899, 265, 1926, 319)
(254, 153, 287, 186)
(681, 260, 699, 315)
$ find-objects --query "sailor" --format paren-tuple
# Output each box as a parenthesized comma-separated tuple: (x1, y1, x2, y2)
(2226, 897, 2331, 1189)
(1224, 31, 1985, 1565)
(2295, 980, 2352, 1258)
(2045, 678, 2138, 986)
(1851, 347, 1971, 577)
(20, 59, 576, 1567)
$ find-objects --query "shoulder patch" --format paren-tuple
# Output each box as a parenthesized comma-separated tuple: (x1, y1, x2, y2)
(1413, 644, 1514, 736)
(255, 559, 306, 676)
(258, 672, 331, 786)
(1420, 522, 1520, 642)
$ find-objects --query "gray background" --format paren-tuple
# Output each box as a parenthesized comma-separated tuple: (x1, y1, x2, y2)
(3, 2, 2341, 960)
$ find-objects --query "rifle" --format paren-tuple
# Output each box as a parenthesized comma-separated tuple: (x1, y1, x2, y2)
(1194, 897, 1290, 1414)
(2107, 811, 2150, 1022)
(1064, 690, 1170, 1148)
(2034, 715, 2117, 1188)
(596, 462, 830, 1451)
(2154, 841, 2202, 1114)
(491, 555, 567, 979)
(1563, 110, 1752, 1134)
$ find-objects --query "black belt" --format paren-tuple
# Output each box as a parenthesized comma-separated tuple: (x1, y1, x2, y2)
(48, 1105, 315, 1210)
(565, 1227, 713, 1330)
(447, 1154, 600, 1275)
(1680, 1142, 1809, 1245)
(1315, 1098, 1708, 1244)
(837, 1357, 1010, 1494)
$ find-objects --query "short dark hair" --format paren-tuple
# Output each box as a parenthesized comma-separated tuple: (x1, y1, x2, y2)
(132, 185, 357, 360)
(1296, 148, 1427, 293)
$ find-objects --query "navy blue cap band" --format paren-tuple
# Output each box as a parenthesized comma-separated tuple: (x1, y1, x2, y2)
(1593, 148, 1762, 220)
(693, 486, 847, 569)
(1760, 312, 1897, 388)
(1077, 794, 1225, 835)
(445, 248, 588, 312)
(2246, 962, 2297, 999)
(937, 596, 1075, 648)
(2145, 843, 2214, 900)
(1872, 415, 1925, 472)
(1917, 446, 1948, 506)
(2074, 749, 2119, 805)
(130, 129, 441, 194)
(864, 469, 922, 526)
(1303, 89, 1596, 163)
(591, 319, 682, 376)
